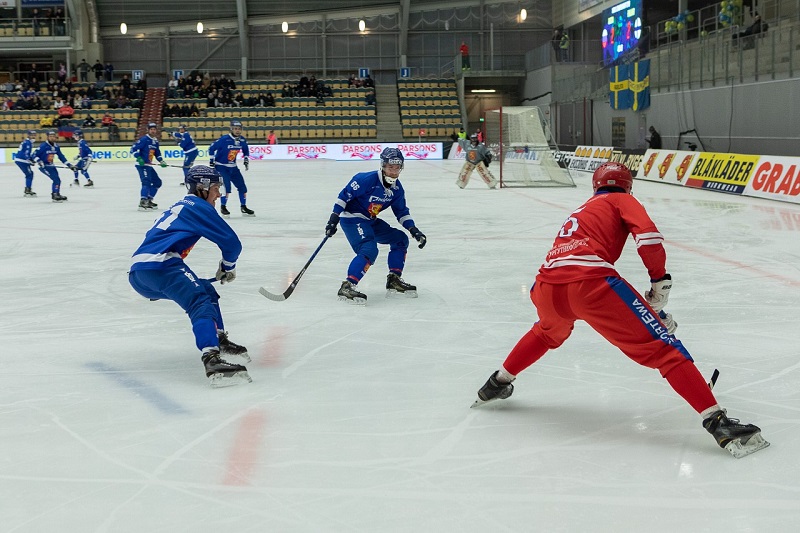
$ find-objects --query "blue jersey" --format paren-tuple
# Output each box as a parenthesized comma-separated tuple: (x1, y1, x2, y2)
(77, 139, 92, 160)
(209, 134, 249, 168)
(130, 135, 163, 165)
(333, 170, 416, 229)
(173, 131, 197, 153)
(130, 196, 242, 272)
(14, 138, 34, 161)
(33, 141, 68, 166)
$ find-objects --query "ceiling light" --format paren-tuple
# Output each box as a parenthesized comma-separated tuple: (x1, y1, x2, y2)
(471, 89, 496, 93)
(282, 21, 288, 33)
(197, 21, 203, 34)
(359, 19, 366, 32)
(520, 9, 527, 21)
(120, 22, 127, 35)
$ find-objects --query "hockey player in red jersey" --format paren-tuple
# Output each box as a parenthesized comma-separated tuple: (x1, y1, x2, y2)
(473, 162, 769, 458)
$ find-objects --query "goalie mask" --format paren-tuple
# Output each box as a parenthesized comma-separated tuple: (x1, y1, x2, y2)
(379, 147, 404, 186)
(592, 162, 633, 194)
(185, 165, 222, 196)
(470, 133, 479, 146)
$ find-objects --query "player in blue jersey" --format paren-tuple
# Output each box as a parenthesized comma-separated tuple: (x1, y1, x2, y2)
(323, 147, 427, 304)
(128, 165, 252, 388)
(208, 120, 254, 217)
(173, 124, 198, 185)
(130, 122, 168, 211)
(33, 130, 75, 203)
(14, 130, 38, 197)
(71, 129, 94, 187)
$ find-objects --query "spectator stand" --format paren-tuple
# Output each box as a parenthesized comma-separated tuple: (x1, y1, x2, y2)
(397, 77, 462, 139)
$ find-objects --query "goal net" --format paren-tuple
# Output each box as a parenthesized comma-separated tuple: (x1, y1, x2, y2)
(484, 106, 575, 188)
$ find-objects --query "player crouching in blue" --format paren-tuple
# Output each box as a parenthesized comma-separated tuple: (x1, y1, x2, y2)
(33, 130, 75, 203)
(209, 120, 254, 217)
(128, 165, 252, 388)
(131, 122, 167, 211)
(324, 147, 427, 304)
(71, 129, 94, 187)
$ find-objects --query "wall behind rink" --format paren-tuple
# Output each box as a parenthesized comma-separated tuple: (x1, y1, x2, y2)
(3, 143, 444, 165)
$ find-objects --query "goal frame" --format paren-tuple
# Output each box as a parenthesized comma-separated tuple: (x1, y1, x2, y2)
(483, 105, 575, 188)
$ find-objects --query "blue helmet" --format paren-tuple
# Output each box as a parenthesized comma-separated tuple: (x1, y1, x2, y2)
(27, 130, 36, 138)
(185, 165, 221, 195)
(46, 130, 57, 137)
(73, 129, 83, 138)
(379, 147, 404, 185)
(147, 122, 158, 129)
(230, 120, 242, 128)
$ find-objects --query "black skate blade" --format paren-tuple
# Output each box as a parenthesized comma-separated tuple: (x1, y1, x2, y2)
(208, 370, 252, 388)
(725, 433, 770, 458)
(339, 295, 367, 305)
(470, 397, 506, 409)
(386, 289, 418, 298)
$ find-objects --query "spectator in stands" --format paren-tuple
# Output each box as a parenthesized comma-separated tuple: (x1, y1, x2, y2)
(560, 31, 570, 62)
(365, 89, 376, 106)
(737, 11, 767, 50)
(265, 92, 275, 107)
(168, 76, 179, 98)
(83, 115, 96, 128)
(267, 130, 278, 144)
(315, 92, 325, 106)
(53, 7, 65, 36)
(86, 83, 98, 99)
(57, 63, 67, 84)
(53, 96, 65, 110)
(460, 41, 471, 70)
(646, 126, 662, 149)
(32, 9, 41, 36)
(93, 60, 103, 81)
(102, 112, 114, 127)
(57, 102, 74, 119)
(233, 91, 245, 107)
(104, 62, 114, 81)
(120, 74, 131, 91)
(2, 98, 12, 111)
(78, 59, 90, 82)
(189, 104, 200, 117)
(363, 75, 375, 88)
(28, 63, 39, 83)
(136, 77, 147, 91)
(281, 82, 294, 97)
(552, 28, 563, 62)
(206, 89, 217, 108)
(80, 95, 92, 109)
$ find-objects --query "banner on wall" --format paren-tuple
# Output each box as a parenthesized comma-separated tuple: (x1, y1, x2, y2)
(744, 156, 800, 203)
(685, 152, 758, 194)
(630, 59, 651, 111)
(569, 146, 614, 173)
(607, 148, 646, 176)
(638, 149, 699, 185)
(609, 64, 632, 110)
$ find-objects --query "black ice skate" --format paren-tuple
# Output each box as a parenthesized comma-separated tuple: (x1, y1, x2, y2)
(147, 199, 158, 209)
(241, 205, 255, 217)
(338, 280, 367, 305)
(218, 330, 251, 362)
(702, 410, 770, 458)
(138, 198, 153, 211)
(202, 349, 252, 388)
(220, 205, 231, 217)
(51, 192, 68, 203)
(84, 179, 94, 187)
(73, 178, 80, 186)
(24, 188, 37, 197)
(386, 273, 418, 298)
(471, 371, 515, 408)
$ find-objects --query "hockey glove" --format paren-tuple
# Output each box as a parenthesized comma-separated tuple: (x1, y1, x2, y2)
(409, 227, 427, 249)
(645, 273, 672, 312)
(36, 160, 44, 168)
(159, 160, 168, 168)
(209, 159, 216, 168)
(325, 213, 340, 237)
(215, 261, 237, 284)
(659, 311, 678, 335)
(135, 156, 145, 166)
(66, 163, 76, 171)
(243, 157, 249, 171)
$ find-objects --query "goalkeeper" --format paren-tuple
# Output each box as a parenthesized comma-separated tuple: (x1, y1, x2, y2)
(456, 133, 497, 189)
(473, 162, 768, 458)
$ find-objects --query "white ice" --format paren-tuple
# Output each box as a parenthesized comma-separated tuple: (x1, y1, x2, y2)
(2, 159, 799, 532)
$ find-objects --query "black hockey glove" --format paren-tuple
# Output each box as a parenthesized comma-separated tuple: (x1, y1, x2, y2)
(209, 159, 215, 168)
(325, 213, 340, 237)
(409, 227, 427, 249)
(243, 157, 249, 171)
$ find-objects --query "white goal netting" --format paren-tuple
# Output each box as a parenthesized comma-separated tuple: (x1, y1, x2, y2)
(484, 106, 575, 188)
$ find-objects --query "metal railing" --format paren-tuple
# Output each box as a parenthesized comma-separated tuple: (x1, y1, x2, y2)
(0, 17, 70, 38)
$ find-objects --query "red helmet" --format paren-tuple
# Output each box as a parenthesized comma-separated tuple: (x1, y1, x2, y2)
(592, 162, 633, 194)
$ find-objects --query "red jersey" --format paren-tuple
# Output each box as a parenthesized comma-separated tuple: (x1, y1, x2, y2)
(537, 191, 667, 283)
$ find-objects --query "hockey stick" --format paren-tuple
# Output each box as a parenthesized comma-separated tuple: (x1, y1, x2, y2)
(258, 236, 329, 301)
(707, 368, 720, 390)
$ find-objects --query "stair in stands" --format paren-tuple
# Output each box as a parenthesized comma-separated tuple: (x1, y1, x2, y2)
(137, 87, 167, 136)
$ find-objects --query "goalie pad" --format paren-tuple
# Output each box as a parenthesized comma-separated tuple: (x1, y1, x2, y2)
(476, 161, 498, 189)
(456, 162, 476, 189)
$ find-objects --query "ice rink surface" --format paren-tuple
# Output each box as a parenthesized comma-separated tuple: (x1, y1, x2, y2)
(2, 158, 799, 532)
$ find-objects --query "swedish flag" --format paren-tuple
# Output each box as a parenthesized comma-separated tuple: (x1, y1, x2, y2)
(609, 64, 632, 110)
(629, 59, 651, 111)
